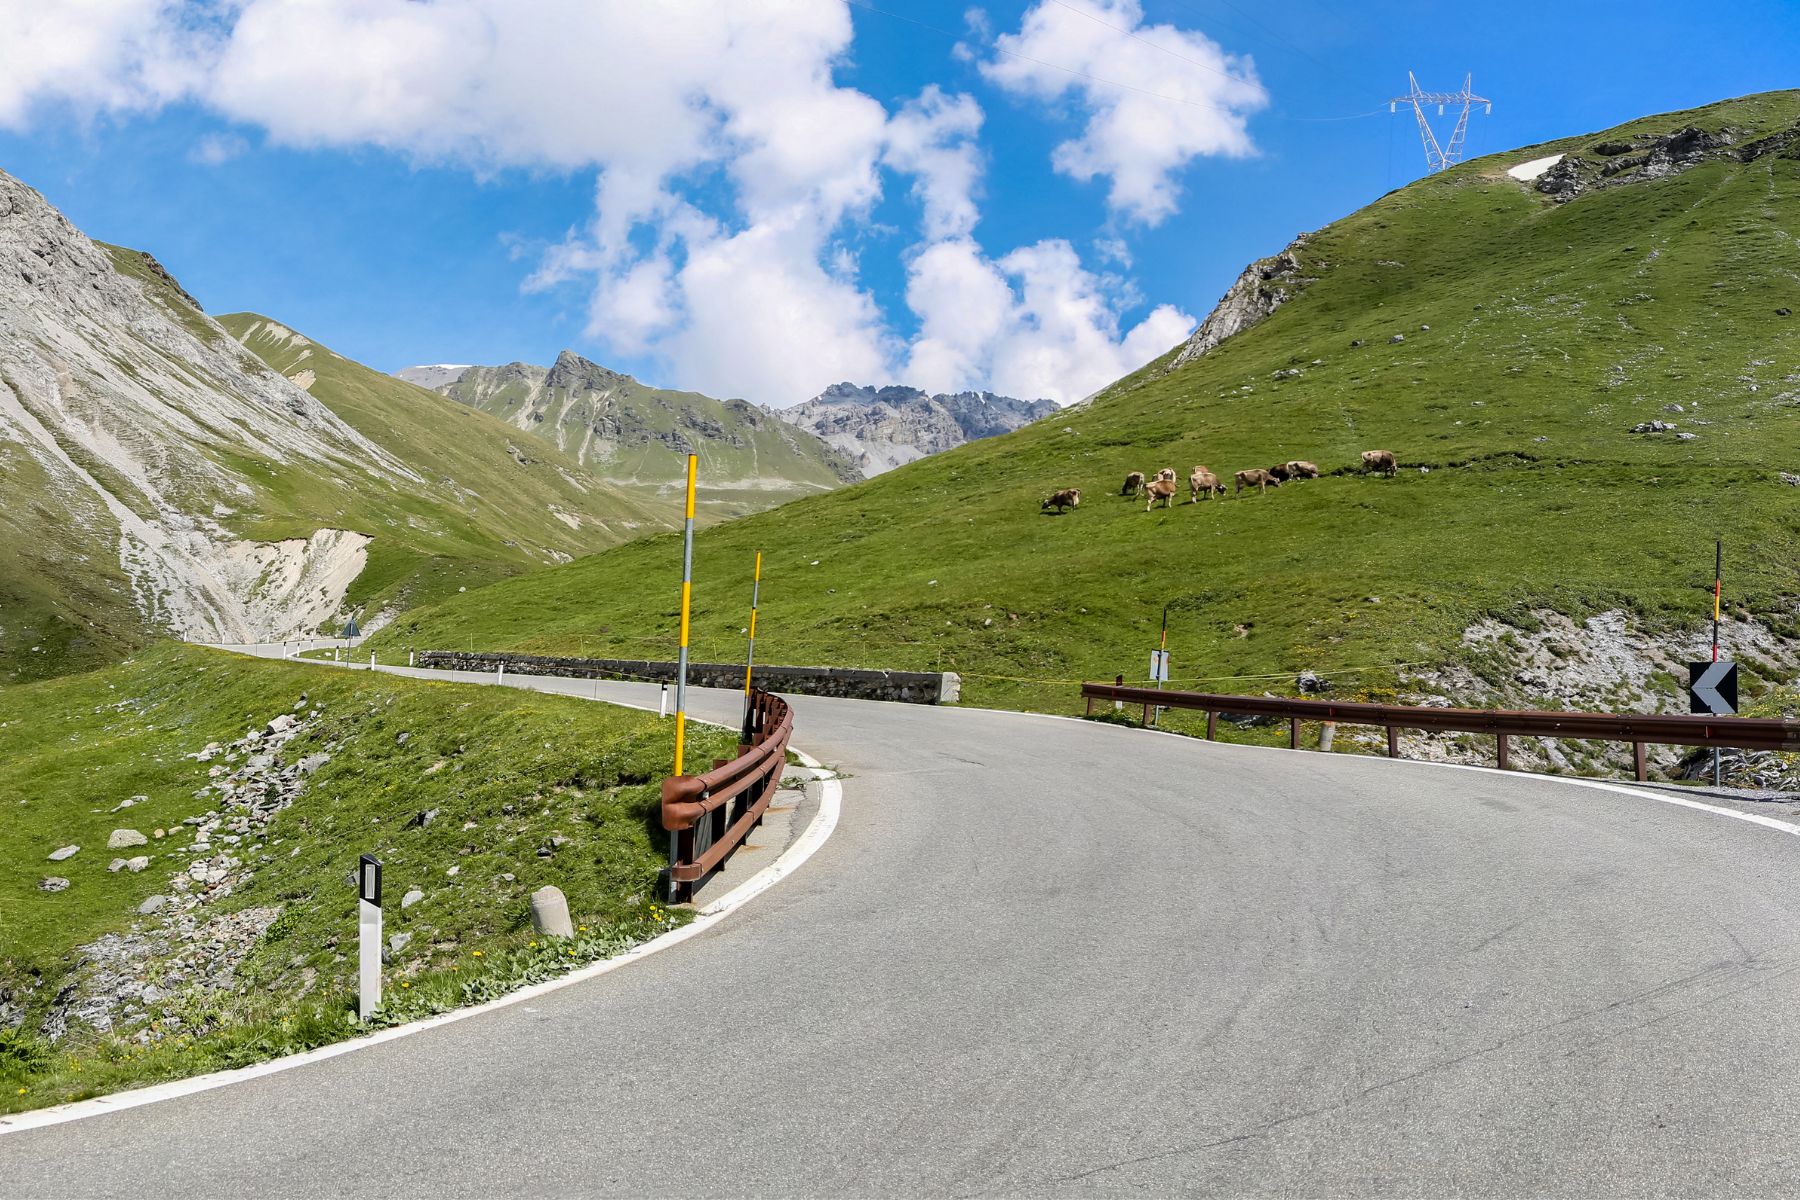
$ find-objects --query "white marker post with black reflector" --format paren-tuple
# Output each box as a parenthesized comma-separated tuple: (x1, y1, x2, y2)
(357, 854, 382, 1021)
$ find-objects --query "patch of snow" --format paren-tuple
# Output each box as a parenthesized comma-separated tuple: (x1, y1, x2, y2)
(1508, 153, 1564, 182)
(394, 364, 474, 389)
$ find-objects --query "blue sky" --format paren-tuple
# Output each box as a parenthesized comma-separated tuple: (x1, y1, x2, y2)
(1, 1, 1795, 406)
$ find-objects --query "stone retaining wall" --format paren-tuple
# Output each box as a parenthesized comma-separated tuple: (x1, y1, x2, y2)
(416, 651, 960, 705)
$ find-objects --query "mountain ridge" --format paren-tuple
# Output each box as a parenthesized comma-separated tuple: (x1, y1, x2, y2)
(777, 381, 1059, 476)
(0, 165, 670, 682)
(404, 351, 861, 521)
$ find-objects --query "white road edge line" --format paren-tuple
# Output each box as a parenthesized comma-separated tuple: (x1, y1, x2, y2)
(0, 672, 842, 1136)
(1009, 704, 1800, 837)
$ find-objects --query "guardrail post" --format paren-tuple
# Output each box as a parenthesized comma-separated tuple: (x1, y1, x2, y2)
(1496, 733, 1510, 771)
(1288, 717, 1300, 749)
(1205, 711, 1217, 740)
(1634, 742, 1647, 782)
(1386, 727, 1399, 758)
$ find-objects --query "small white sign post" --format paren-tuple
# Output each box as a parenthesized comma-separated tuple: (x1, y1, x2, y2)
(1148, 650, 1170, 727)
(357, 855, 382, 1022)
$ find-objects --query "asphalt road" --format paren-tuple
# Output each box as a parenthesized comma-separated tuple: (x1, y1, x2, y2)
(7, 650, 1800, 1197)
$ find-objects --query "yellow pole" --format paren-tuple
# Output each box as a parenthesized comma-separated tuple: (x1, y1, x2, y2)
(673, 454, 697, 777)
(741, 550, 762, 743)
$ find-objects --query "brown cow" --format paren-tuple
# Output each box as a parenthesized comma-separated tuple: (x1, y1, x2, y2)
(1154, 467, 1177, 483)
(1267, 462, 1294, 481)
(1235, 468, 1283, 494)
(1121, 470, 1146, 497)
(1042, 487, 1082, 513)
(1360, 449, 1397, 477)
(1144, 478, 1180, 510)
(1189, 466, 1223, 502)
(1283, 460, 1320, 479)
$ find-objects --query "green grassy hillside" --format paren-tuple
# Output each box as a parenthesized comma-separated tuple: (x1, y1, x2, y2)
(220, 315, 671, 623)
(433, 352, 860, 521)
(370, 92, 1800, 718)
(0, 645, 728, 1111)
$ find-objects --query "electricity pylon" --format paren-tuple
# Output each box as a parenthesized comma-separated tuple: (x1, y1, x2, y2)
(1389, 72, 1492, 173)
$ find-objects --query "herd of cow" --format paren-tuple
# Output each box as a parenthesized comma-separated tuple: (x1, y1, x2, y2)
(1039, 450, 1399, 514)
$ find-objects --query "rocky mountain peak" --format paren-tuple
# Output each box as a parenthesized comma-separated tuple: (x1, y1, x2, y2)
(545, 349, 633, 393)
(778, 381, 1058, 476)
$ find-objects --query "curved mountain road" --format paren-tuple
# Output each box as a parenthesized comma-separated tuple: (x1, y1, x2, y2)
(6, 655, 1800, 1196)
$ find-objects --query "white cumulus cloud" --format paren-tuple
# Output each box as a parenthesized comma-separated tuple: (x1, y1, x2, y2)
(905, 237, 1192, 404)
(982, 0, 1267, 225)
(0, 0, 1234, 406)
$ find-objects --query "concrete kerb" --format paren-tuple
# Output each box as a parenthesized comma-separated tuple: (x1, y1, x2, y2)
(0, 661, 845, 1137)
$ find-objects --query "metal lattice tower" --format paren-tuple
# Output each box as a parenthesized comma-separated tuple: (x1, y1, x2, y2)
(1389, 72, 1492, 173)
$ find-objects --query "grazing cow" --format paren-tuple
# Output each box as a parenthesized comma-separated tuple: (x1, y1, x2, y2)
(1267, 462, 1294, 482)
(1041, 487, 1082, 513)
(1235, 468, 1283, 494)
(1144, 478, 1180, 510)
(1122, 471, 1146, 497)
(1154, 467, 1177, 483)
(1283, 460, 1321, 479)
(1361, 449, 1398, 477)
(1189, 466, 1223, 502)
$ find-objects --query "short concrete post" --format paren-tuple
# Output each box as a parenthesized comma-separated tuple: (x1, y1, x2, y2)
(659, 683, 669, 718)
(529, 886, 575, 938)
(497, 662, 505, 684)
(1319, 721, 1336, 753)
(369, 650, 376, 670)
(409, 651, 415, 667)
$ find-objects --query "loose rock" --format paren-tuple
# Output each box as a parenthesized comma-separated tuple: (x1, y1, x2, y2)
(39, 877, 70, 892)
(47, 845, 79, 861)
(401, 888, 424, 909)
(108, 828, 148, 849)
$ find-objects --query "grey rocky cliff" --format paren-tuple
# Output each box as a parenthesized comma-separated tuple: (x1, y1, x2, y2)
(1171, 236, 1315, 368)
(778, 383, 1058, 477)
(0, 168, 406, 643)
(1535, 120, 1800, 202)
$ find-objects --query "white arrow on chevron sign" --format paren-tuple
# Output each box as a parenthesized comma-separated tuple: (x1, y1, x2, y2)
(1692, 660, 1736, 715)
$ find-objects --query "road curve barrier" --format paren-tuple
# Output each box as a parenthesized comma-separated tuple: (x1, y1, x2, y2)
(1080, 682, 1800, 781)
(661, 688, 794, 902)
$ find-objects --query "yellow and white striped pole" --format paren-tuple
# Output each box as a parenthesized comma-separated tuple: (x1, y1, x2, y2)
(673, 453, 698, 778)
(741, 550, 762, 743)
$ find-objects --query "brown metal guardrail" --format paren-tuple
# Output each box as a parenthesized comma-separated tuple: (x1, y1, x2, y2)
(1081, 682, 1800, 782)
(660, 688, 793, 902)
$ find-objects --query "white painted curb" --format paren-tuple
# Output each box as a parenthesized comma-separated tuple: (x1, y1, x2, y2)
(0, 671, 843, 1136)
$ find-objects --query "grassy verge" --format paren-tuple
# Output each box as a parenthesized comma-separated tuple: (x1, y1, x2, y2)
(0, 644, 732, 1114)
